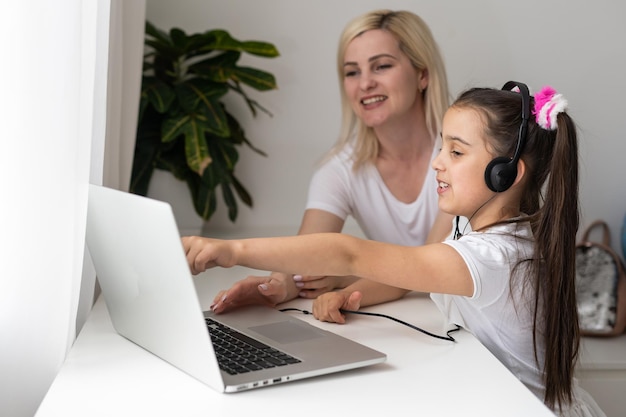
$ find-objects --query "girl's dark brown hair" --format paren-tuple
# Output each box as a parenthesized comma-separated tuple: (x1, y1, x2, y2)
(453, 87, 580, 410)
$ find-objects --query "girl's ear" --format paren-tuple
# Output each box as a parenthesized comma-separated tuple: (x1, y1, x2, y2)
(513, 158, 527, 187)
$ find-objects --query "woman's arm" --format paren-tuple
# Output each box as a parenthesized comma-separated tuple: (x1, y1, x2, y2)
(290, 209, 359, 297)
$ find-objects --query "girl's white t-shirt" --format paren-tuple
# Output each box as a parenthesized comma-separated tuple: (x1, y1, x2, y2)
(432, 222, 544, 398)
(433, 223, 606, 417)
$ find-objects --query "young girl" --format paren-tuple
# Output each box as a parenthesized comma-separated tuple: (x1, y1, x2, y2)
(182, 82, 605, 416)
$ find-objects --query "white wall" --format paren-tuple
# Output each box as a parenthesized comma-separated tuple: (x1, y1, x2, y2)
(146, 0, 626, 252)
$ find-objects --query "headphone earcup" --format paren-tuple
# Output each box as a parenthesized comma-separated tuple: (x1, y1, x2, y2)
(485, 157, 517, 192)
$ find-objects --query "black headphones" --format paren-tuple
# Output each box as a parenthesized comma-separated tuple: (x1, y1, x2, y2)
(484, 81, 531, 192)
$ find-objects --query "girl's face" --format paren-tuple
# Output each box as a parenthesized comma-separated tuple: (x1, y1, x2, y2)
(342, 29, 426, 129)
(432, 106, 496, 220)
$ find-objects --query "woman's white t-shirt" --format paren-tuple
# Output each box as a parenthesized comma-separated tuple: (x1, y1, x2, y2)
(305, 145, 440, 245)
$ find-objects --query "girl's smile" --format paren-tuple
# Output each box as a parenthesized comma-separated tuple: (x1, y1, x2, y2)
(436, 180, 450, 194)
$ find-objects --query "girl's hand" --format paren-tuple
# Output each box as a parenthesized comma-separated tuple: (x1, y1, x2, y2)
(181, 236, 235, 275)
(311, 290, 362, 323)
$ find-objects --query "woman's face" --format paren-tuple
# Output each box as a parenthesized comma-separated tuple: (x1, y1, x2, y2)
(342, 29, 426, 129)
(432, 106, 496, 220)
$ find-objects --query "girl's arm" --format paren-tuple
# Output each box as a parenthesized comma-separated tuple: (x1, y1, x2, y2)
(182, 233, 473, 297)
(294, 209, 454, 309)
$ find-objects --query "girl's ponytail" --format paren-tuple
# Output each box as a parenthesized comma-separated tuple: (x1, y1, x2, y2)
(529, 88, 580, 409)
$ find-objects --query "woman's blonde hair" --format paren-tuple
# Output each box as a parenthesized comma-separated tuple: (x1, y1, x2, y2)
(327, 10, 450, 169)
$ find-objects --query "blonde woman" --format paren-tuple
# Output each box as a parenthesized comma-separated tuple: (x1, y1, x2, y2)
(210, 10, 454, 314)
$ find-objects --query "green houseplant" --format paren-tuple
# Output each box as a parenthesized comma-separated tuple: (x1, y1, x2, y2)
(130, 21, 279, 221)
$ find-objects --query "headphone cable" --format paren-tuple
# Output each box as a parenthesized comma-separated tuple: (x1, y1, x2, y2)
(279, 307, 461, 342)
(454, 193, 498, 239)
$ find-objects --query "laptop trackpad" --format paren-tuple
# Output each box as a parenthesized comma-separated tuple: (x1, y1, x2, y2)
(249, 321, 323, 344)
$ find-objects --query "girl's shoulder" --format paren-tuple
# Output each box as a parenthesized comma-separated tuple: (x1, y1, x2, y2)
(465, 221, 534, 257)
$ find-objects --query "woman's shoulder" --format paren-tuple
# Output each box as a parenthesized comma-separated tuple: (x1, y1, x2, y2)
(330, 142, 357, 162)
(318, 143, 375, 175)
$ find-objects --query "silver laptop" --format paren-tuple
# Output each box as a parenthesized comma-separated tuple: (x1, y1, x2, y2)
(85, 184, 386, 393)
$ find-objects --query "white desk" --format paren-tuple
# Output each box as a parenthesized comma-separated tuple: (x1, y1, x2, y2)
(36, 266, 554, 417)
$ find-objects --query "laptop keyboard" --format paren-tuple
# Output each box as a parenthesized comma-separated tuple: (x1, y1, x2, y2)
(205, 318, 301, 375)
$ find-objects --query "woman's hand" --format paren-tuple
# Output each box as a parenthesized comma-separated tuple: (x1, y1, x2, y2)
(293, 275, 360, 299)
(211, 272, 299, 313)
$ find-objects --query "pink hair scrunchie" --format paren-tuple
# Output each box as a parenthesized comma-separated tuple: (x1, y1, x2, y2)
(533, 86, 568, 130)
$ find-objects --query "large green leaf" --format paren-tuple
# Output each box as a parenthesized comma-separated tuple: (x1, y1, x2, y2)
(161, 114, 191, 143)
(144, 22, 185, 61)
(145, 36, 184, 64)
(239, 40, 280, 58)
(187, 51, 240, 82)
(169, 28, 189, 50)
(197, 100, 229, 137)
(196, 184, 217, 220)
(189, 174, 217, 221)
(201, 145, 239, 221)
(218, 139, 239, 170)
(190, 29, 279, 58)
(176, 79, 228, 110)
(232, 66, 277, 91)
(230, 175, 253, 207)
(143, 77, 176, 113)
(175, 80, 230, 137)
(185, 32, 215, 56)
(145, 21, 170, 45)
(193, 30, 245, 55)
(145, 39, 181, 60)
(183, 117, 211, 175)
(221, 182, 238, 221)
(155, 137, 189, 180)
